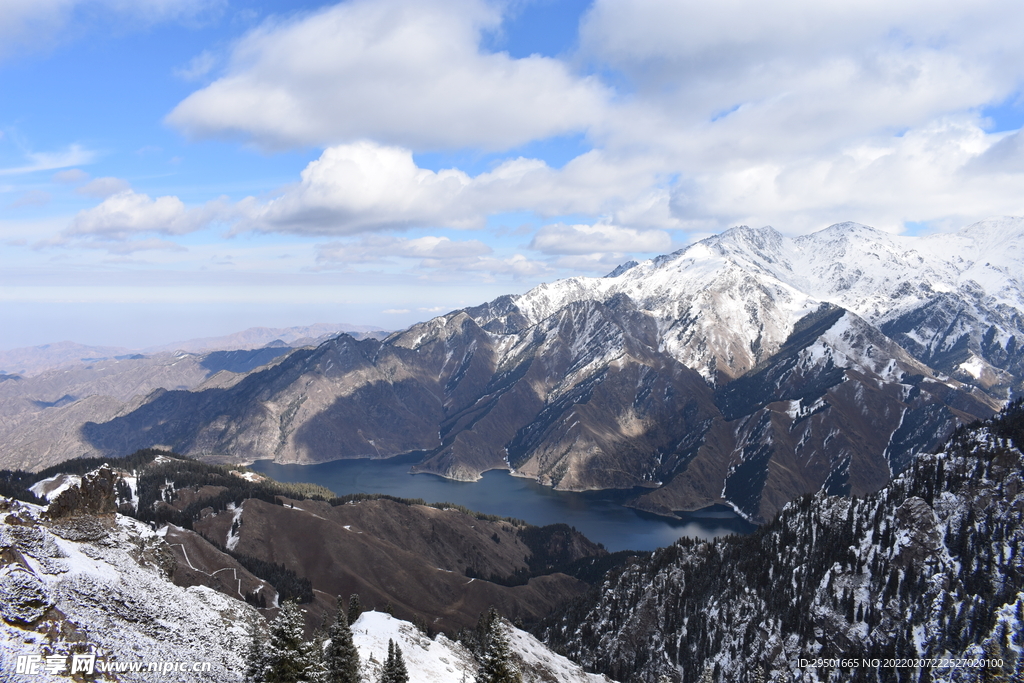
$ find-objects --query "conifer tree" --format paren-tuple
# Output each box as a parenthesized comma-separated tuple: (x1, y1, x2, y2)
(347, 594, 363, 626)
(475, 614, 521, 683)
(379, 639, 409, 683)
(326, 605, 360, 683)
(392, 640, 408, 683)
(263, 600, 321, 683)
(245, 624, 265, 683)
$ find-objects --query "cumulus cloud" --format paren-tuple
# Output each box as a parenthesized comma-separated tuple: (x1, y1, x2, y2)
(162, 0, 1024, 237)
(66, 189, 231, 240)
(582, 0, 1024, 142)
(238, 141, 661, 235)
(967, 129, 1024, 174)
(529, 222, 672, 255)
(166, 0, 608, 150)
(572, 0, 1024, 232)
(665, 118, 1024, 233)
(242, 142, 479, 234)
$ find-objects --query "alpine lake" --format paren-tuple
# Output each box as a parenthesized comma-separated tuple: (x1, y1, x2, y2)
(249, 451, 755, 552)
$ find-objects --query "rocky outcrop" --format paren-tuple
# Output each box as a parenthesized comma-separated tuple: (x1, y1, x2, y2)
(46, 464, 119, 518)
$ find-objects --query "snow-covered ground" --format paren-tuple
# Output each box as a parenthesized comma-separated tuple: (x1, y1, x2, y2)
(351, 611, 614, 683)
(28, 474, 81, 502)
(0, 499, 262, 682)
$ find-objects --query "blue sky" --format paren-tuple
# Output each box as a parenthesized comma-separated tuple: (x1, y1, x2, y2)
(3, 0, 1024, 349)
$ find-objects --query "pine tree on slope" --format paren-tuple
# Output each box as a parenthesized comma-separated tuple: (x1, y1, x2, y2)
(391, 640, 408, 683)
(326, 605, 360, 683)
(347, 594, 363, 626)
(475, 615, 521, 683)
(245, 624, 265, 683)
(263, 600, 322, 683)
(379, 639, 409, 683)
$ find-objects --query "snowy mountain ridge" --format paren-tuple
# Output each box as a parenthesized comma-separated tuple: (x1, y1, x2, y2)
(504, 217, 1024, 384)
(542, 401, 1024, 682)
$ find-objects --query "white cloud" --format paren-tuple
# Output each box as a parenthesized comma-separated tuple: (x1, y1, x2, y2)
(666, 118, 1024, 234)
(80, 237, 188, 254)
(242, 142, 480, 234)
(0, 145, 95, 175)
(313, 233, 549, 281)
(238, 141, 663, 235)
(570, 0, 1024, 233)
(173, 50, 218, 81)
(66, 189, 231, 240)
(529, 222, 672, 255)
(9, 190, 51, 208)
(52, 168, 89, 184)
(193, 0, 1024, 237)
(582, 0, 1024, 137)
(166, 0, 608, 150)
(551, 253, 636, 274)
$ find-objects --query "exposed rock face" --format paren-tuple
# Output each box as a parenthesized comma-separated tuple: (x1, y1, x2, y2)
(45, 220, 1024, 520)
(46, 465, 119, 518)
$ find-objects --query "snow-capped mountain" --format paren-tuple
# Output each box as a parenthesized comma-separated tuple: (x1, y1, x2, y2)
(31, 219, 1024, 522)
(503, 217, 1024, 388)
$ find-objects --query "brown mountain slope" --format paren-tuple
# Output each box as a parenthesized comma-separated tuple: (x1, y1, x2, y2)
(193, 496, 598, 632)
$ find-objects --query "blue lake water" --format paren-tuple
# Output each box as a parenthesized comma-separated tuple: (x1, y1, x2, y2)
(249, 453, 755, 552)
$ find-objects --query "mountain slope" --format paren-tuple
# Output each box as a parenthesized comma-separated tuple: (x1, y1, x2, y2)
(41, 220, 1024, 520)
(6, 451, 614, 633)
(0, 497, 262, 682)
(540, 401, 1024, 682)
(0, 347, 296, 472)
(0, 487, 608, 683)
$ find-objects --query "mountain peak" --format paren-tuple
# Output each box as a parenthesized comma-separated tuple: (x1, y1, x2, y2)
(604, 260, 639, 278)
(713, 224, 785, 250)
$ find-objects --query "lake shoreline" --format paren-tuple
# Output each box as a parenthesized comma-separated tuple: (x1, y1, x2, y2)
(248, 453, 756, 552)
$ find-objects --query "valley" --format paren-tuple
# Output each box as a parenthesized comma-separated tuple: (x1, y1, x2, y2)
(250, 455, 755, 552)
(2, 218, 1024, 681)
(30, 219, 1019, 525)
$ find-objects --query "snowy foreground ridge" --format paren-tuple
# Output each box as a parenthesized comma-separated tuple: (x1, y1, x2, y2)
(354, 611, 611, 683)
(0, 492, 611, 682)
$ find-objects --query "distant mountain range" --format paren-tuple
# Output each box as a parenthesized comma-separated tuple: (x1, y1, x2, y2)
(0, 323, 388, 377)
(7, 218, 1024, 522)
